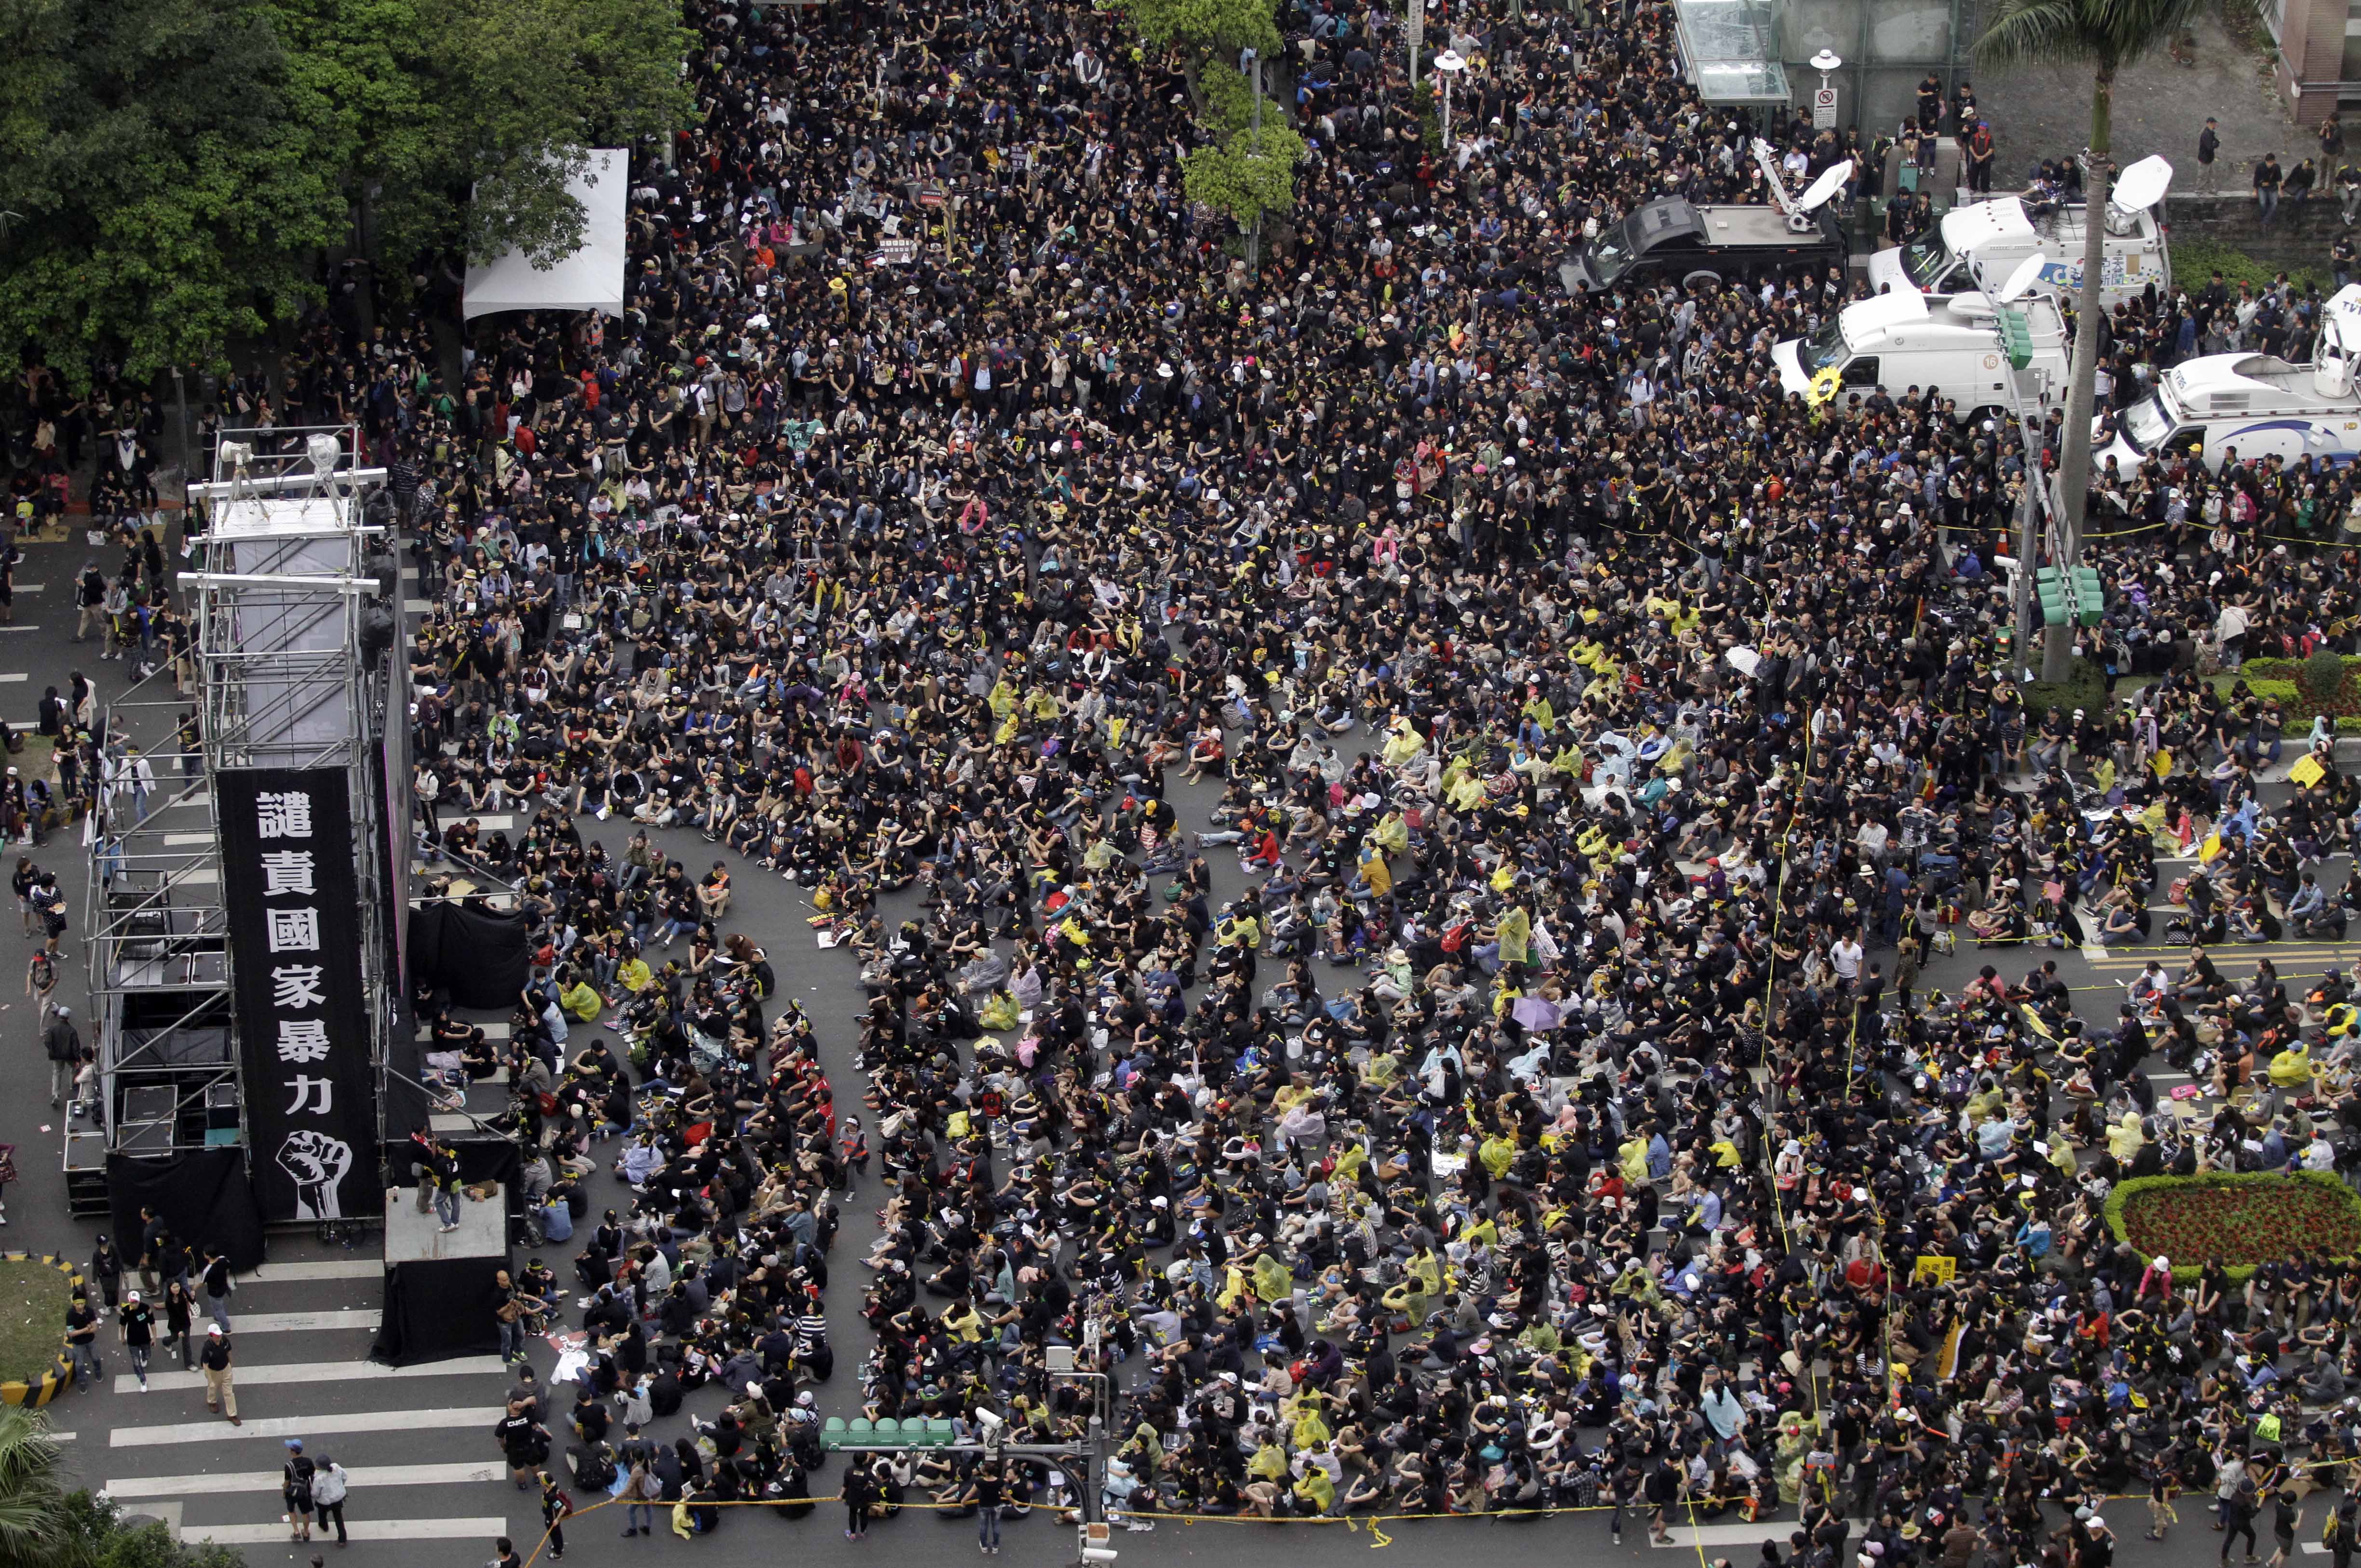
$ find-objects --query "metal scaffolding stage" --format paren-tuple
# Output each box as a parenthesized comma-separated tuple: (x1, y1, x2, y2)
(74, 426, 402, 1229)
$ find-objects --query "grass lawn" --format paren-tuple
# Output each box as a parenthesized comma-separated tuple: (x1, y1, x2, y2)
(0, 1258, 70, 1384)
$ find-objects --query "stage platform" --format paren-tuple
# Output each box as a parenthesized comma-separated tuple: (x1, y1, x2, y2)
(372, 1181, 509, 1365)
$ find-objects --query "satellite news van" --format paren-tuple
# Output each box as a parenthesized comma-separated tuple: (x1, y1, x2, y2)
(1559, 143, 1853, 294)
(1867, 157, 2174, 309)
(1773, 288, 2070, 418)
(2095, 283, 2361, 473)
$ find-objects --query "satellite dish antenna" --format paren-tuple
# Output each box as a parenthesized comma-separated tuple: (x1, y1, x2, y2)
(2110, 155, 2173, 214)
(1797, 160, 1855, 214)
(1996, 252, 2050, 304)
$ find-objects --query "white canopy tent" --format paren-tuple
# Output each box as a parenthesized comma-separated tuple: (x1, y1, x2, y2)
(461, 149, 630, 321)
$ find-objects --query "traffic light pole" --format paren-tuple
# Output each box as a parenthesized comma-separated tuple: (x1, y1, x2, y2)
(1964, 251, 2067, 679)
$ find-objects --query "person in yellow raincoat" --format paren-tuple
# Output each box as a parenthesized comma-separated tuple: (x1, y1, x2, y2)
(1381, 718, 1425, 768)
(1494, 904, 1531, 972)
(1357, 841, 1393, 897)
(2106, 1110, 2146, 1164)
(1291, 1462, 1336, 1515)
(1245, 1440, 1290, 1516)
(1618, 1131, 1651, 1188)
(1250, 1249, 1292, 1305)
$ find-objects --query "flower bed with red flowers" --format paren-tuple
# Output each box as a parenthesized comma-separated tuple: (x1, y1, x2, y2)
(2104, 1171, 2361, 1283)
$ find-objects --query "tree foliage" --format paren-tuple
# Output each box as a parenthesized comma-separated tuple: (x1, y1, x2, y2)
(0, 0, 344, 388)
(264, 0, 693, 270)
(1103, 0, 1280, 60)
(0, 0, 692, 387)
(1182, 123, 1310, 229)
(0, 1407, 87, 1568)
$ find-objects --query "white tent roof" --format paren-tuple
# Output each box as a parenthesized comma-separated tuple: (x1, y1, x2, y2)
(462, 149, 630, 321)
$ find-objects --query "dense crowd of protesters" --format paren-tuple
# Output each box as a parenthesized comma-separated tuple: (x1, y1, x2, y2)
(20, 0, 2361, 1555)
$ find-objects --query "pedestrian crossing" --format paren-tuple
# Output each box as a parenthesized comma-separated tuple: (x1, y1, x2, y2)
(108, 1460, 506, 1498)
(110, 1406, 507, 1447)
(207, 1308, 380, 1335)
(183, 1517, 508, 1546)
(114, 1354, 502, 1394)
(2082, 941, 2358, 972)
(58, 1257, 522, 1551)
(1657, 1519, 1807, 1548)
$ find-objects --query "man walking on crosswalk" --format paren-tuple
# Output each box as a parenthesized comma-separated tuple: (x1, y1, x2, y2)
(200, 1245, 233, 1334)
(199, 1322, 240, 1424)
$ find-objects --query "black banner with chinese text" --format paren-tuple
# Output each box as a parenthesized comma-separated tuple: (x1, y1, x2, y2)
(216, 767, 377, 1222)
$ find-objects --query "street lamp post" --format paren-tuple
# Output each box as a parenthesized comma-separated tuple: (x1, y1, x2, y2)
(1433, 49, 1466, 151)
(1808, 48, 1842, 133)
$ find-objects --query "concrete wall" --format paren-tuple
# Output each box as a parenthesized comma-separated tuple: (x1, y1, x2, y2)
(2159, 191, 2350, 276)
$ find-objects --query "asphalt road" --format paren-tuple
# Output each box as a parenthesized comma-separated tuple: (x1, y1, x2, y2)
(0, 517, 2344, 1566)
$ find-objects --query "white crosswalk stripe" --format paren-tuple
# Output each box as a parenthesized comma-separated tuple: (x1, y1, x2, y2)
(108, 1460, 506, 1499)
(237, 1260, 381, 1283)
(206, 1309, 379, 1334)
(182, 1517, 507, 1546)
(114, 1354, 503, 1395)
(109, 1406, 508, 1448)
(1659, 1521, 1825, 1547)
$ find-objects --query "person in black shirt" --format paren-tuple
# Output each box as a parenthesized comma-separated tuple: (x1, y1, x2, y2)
(119, 1289, 154, 1392)
(63, 1289, 101, 1388)
(977, 1462, 1004, 1554)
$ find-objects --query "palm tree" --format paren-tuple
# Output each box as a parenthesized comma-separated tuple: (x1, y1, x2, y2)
(1975, 0, 2221, 680)
(0, 1406, 81, 1568)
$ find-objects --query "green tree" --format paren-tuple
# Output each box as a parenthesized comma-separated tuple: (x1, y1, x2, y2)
(0, 0, 692, 386)
(0, 0, 346, 388)
(1104, 0, 1279, 109)
(264, 0, 693, 271)
(1181, 122, 1309, 231)
(1976, 0, 2227, 680)
(0, 1406, 84, 1566)
(1104, 0, 1280, 65)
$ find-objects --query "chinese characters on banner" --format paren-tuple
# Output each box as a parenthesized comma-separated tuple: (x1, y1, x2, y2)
(215, 768, 377, 1222)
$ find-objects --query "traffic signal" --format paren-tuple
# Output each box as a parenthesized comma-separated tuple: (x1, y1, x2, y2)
(1996, 308, 2034, 371)
(2035, 566, 2068, 626)
(2073, 567, 2105, 626)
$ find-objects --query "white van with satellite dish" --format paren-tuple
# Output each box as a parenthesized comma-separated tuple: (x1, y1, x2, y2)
(1773, 288, 2070, 418)
(2093, 283, 2361, 473)
(1867, 156, 2173, 309)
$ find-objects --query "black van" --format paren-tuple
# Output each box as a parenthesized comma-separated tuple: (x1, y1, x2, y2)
(1559, 196, 1846, 293)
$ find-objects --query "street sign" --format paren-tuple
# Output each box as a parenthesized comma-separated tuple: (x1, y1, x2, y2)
(1811, 87, 1838, 129)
